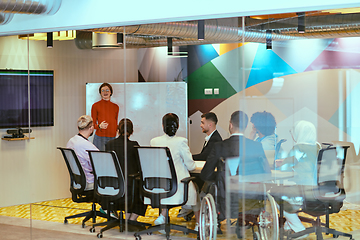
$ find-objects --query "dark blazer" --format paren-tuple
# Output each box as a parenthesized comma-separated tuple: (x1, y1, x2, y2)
(200, 134, 270, 182)
(192, 130, 222, 160)
(200, 134, 270, 220)
(105, 136, 140, 176)
(105, 136, 147, 216)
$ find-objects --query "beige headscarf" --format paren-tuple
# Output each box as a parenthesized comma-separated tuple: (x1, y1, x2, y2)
(293, 120, 317, 145)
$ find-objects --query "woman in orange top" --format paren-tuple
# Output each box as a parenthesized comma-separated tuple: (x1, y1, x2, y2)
(91, 83, 119, 151)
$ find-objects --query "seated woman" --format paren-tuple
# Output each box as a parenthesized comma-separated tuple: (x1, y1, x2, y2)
(249, 111, 285, 168)
(275, 120, 321, 235)
(150, 113, 200, 231)
(105, 118, 147, 221)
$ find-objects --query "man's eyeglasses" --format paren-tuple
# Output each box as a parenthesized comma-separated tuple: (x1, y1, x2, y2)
(101, 89, 110, 92)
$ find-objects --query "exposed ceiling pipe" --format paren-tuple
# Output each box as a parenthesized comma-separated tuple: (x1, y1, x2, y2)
(0, 0, 61, 24)
(85, 19, 299, 48)
(77, 14, 360, 49)
(90, 20, 240, 41)
(245, 13, 360, 37)
(75, 30, 298, 50)
(0, 12, 12, 25)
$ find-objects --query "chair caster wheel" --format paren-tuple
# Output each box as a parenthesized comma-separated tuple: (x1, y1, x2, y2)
(183, 212, 194, 221)
(64, 219, 68, 224)
(90, 227, 95, 233)
(135, 234, 142, 240)
(82, 223, 86, 228)
(184, 231, 188, 235)
(97, 233, 103, 238)
(333, 234, 339, 238)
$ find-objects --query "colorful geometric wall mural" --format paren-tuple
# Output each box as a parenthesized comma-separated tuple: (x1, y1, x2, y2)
(137, 37, 360, 154)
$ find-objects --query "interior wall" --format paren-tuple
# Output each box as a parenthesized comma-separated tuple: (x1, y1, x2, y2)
(0, 36, 138, 207)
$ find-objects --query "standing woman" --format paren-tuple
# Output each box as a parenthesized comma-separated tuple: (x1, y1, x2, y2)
(91, 83, 119, 151)
(150, 113, 200, 231)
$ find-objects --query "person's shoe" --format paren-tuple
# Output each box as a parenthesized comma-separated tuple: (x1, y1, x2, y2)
(99, 208, 118, 219)
(110, 211, 118, 219)
(154, 214, 166, 225)
(194, 223, 199, 232)
(99, 207, 106, 215)
(177, 208, 193, 218)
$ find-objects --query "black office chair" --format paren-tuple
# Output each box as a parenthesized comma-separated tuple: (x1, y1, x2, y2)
(134, 146, 198, 240)
(88, 150, 150, 238)
(288, 145, 353, 240)
(57, 147, 107, 228)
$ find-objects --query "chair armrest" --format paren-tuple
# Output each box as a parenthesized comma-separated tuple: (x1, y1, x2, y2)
(181, 176, 196, 184)
(129, 173, 140, 179)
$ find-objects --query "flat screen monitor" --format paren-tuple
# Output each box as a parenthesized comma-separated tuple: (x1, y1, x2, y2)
(0, 69, 54, 128)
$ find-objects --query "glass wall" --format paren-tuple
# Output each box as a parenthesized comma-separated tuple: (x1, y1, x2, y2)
(0, 5, 360, 240)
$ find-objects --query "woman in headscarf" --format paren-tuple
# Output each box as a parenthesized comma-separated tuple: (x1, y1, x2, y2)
(275, 120, 321, 236)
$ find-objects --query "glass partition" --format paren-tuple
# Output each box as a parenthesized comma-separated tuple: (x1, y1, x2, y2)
(1, 6, 360, 240)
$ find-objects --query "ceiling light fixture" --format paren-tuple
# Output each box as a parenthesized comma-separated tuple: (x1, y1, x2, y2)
(266, 30, 272, 50)
(297, 12, 305, 33)
(117, 33, 123, 44)
(47, 32, 53, 48)
(167, 37, 173, 55)
(198, 20, 205, 40)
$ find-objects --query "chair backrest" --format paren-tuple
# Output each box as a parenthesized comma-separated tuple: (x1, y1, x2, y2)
(275, 139, 286, 159)
(57, 147, 87, 193)
(136, 146, 177, 208)
(316, 146, 349, 196)
(226, 155, 271, 177)
(87, 151, 126, 202)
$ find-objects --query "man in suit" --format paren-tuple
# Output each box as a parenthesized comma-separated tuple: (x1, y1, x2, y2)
(200, 110, 270, 237)
(178, 112, 222, 218)
(192, 112, 222, 160)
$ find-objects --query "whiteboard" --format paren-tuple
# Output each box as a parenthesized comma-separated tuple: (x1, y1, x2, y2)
(86, 82, 187, 146)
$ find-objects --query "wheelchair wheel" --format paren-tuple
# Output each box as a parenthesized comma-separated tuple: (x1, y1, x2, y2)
(199, 193, 217, 240)
(259, 193, 279, 240)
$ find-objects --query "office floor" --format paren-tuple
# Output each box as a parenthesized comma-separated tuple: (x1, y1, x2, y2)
(0, 198, 360, 240)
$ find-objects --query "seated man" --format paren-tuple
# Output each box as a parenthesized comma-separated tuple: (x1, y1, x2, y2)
(179, 112, 223, 218)
(200, 110, 270, 234)
(192, 112, 222, 161)
(66, 115, 98, 190)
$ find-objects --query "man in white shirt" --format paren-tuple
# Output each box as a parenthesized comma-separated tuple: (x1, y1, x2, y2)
(192, 112, 222, 161)
(66, 115, 98, 190)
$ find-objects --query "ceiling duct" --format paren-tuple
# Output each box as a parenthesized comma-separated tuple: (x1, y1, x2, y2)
(76, 13, 360, 49)
(245, 13, 360, 38)
(78, 19, 299, 49)
(0, 12, 12, 25)
(0, 0, 61, 24)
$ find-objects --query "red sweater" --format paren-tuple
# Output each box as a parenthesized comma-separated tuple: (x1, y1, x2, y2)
(91, 99, 119, 137)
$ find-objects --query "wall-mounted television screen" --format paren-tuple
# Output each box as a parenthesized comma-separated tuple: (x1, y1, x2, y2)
(0, 70, 54, 128)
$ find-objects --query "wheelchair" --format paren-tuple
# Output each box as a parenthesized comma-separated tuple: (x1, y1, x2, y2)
(198, 181, 279, 240)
